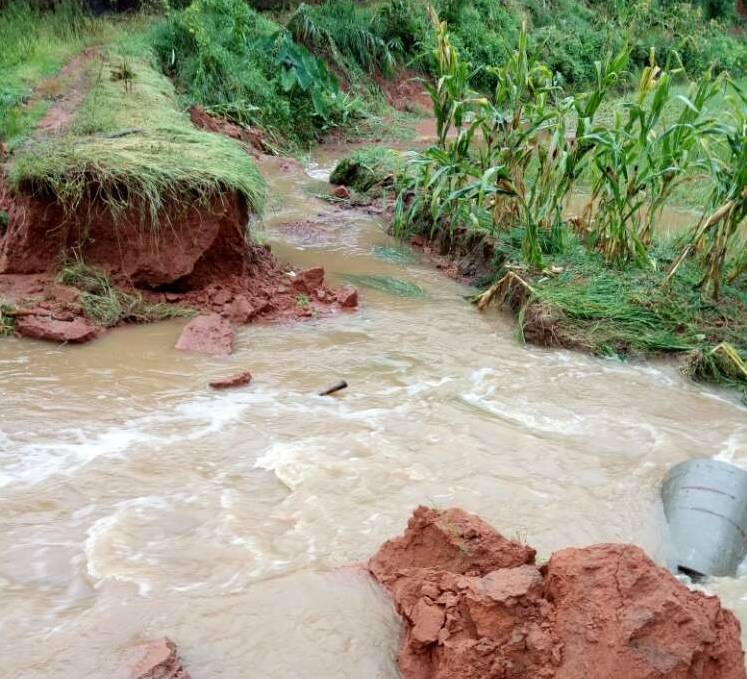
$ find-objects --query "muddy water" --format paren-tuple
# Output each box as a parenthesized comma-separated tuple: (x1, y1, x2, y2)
(1, 154, 747, 679)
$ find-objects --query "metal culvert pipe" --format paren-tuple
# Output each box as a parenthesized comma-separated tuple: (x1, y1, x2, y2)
(662, 458, 747, 578)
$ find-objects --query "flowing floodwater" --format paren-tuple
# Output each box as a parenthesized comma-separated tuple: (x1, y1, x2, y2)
(1, 151, 746, 679)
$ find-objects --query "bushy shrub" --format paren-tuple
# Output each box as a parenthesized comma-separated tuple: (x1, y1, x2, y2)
(153, 0, 361, 144)
(288, 0, 398, 76)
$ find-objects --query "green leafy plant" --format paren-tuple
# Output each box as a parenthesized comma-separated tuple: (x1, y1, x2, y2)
(667, 84, 747, 299)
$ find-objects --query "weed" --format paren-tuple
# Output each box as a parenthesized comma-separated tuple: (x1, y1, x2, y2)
(153, 0, 363, 145)
(344, 274, 424, 298)
(330, 146, 404, 193)
(0, 303, 17, 336)
(295, 293, 310, 308)
(58, 258, 193, 327)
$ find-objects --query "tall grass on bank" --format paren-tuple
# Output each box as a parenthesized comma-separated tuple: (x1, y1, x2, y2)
(8, 49, 267, 226)
(288, 0, 398, 77)
(0, 1, 111, 145)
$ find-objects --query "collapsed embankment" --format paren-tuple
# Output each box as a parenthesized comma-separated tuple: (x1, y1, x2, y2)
(369, 506, 746, 679)
(0, 50, 357, 350)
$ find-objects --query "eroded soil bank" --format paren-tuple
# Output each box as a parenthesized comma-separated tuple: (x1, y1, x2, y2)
(0, 179, 357, 349)
(0, 50, 357, 351)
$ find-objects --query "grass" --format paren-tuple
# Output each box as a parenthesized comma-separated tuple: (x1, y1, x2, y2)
(479, 228, 747, 393)
(7, 48, 267, 227)
(330, 146, 405, 192)
(58, 258, 193, 327)
(343, 274, 425, 297)
(153, 0, 367, 147)
(0, 1, 129, 147)
(0, 303, 17, 336)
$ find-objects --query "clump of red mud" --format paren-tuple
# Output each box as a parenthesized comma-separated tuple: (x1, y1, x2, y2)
(188, 105, 268, 156)
(129, 638, 191, 679)
(0, 174, 357, 349)
(370, 506, 746, 679)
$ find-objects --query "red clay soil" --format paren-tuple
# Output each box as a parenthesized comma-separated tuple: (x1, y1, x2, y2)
(370, 506, 746, 679)
(209, 369, 253, 389)
(0, 169, 356, 349)
(129, 638, 191, 679)
(375, 70, 432, 113)
(189, 105, 268, 155)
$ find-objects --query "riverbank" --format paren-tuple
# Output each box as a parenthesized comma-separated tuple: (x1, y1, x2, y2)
(0, 15, 361, 348)
(324, 28, 747, 399)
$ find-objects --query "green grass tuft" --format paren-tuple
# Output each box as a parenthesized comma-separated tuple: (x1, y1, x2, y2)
(330, 146, 405, 192)
(8, 50, 266, 227)
(344, 273, 424, 297)
(58, 258, 194, 327)
(0, 303, 17, 336)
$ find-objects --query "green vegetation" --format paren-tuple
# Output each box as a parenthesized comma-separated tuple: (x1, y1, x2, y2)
(8, 48, 266, 226)
(287, 0, 746, 92)
(344, 274, 425, 297)
(373, 13, 747, 392)
(0, 1, 123, 146)
(330, 146, 404, 192)
(0, 303, 17, 336)
(288, 0, 398, 76)
(58, 258, 193, 326)
(153, 0, 365, 145)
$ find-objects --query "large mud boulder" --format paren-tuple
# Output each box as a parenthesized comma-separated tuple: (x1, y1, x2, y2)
(369, 506, 745, 679)
(547, 544, 746, 679)
(15, 314, 102, 343)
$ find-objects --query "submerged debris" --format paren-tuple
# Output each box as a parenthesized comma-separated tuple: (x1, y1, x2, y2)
(344, 274, 424, 298)
(175, 314, 235, 356)
(319, 380, 348, 396)
(129, 638, 191, 679)
(209, 370, 253, 390)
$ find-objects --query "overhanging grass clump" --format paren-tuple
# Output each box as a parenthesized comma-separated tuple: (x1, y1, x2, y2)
(58, 259, 193, 326)
(330, 146, 404, 193)
(7, 49, 266, 226)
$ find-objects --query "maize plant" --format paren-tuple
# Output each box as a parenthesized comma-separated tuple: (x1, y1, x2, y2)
(585, 51, 717, 267)
(667, 85, 747, 299)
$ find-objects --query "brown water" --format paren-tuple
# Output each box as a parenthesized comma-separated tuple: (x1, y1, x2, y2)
(1, 153, 746, 679)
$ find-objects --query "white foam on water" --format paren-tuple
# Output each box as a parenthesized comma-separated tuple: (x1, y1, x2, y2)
(461, 368, 585, 435)
(305, 162, 333, 181)
(714, 427, 747, 465)
(0, 391, 268, 488)
(254, 440, 329, 491)
(84, 496, 170, 595)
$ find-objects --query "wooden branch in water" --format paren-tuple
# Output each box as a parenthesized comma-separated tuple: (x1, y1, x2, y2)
(319, 380, 348, 396)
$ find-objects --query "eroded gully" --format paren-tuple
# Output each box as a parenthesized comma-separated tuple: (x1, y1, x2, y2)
(0, 148, 746, 679)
